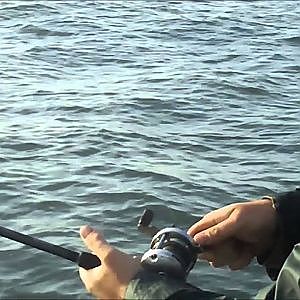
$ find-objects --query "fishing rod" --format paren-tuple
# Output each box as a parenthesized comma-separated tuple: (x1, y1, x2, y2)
(0, 225, 101, 270)
(0, 209, 202, 279)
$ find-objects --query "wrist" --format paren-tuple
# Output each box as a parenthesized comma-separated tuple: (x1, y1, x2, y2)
(257, 197, 278, 235)
(248, 197, 278, 259)
(256, 196, 280, 265)
(257, 190, 300, 279)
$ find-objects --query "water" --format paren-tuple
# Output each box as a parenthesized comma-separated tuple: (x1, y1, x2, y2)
(0, 0, 299, 298)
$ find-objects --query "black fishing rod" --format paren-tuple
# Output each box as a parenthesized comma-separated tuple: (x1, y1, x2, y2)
(0, 225, 101, 270)
(0, 209, 202, 279)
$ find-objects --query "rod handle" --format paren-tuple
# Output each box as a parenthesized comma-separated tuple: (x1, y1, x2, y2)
(78, 251, 101, 269)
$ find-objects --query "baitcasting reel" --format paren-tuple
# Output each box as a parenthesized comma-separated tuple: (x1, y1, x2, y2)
(138, 209, 203, 280)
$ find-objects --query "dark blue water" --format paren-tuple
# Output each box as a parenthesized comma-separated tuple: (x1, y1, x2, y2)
(0, 1, 299, 298)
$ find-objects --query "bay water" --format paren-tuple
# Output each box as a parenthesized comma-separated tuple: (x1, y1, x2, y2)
(0, 1, 299, 298)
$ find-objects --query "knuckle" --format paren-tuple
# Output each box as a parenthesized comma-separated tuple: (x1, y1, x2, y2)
(87, 232, 103, 248)
(209, 226, 220, 238)
(86, 231, 98, 242)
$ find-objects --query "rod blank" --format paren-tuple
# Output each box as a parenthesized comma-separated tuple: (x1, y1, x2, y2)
(0, 225, 101, 270)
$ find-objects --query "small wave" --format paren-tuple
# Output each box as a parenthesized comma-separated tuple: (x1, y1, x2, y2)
(271, 53, 290, 60)
(19, 25, 74, 37)
(0, 156, 9, 163)
(224, 83, 270, 96)
(54, 105, 93, 113)
(1, 142, 48, 152)
(284, 65, 300, 72)
(203, 54, 240, 64)
(25, 200, 74, 212)
(69, 146, 100, 157)
(283, 35, 300, 45)
(25, 46, 46, 54)
(0, 3, 58, 13)
(15, 108, 39, 115)
(229, 25, 254, 34)
(77, 191, 161, 204)
(7, 155, 44, 161)
(0, 15, 10, 21)
(110, 168, 183, 183)
(38, 181, 77, 192)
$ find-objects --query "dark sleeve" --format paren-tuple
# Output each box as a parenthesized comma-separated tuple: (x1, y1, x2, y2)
(258, 188, 300, 280)
(125, 269, 230, 300)
(273, 188, 300, 247)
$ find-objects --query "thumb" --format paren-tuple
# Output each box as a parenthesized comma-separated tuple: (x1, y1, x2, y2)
(80, 225, 111, 258)
(194, 218, 238, 246)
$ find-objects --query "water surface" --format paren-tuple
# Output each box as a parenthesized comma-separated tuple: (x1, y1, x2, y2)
(0, 1, 299, 298)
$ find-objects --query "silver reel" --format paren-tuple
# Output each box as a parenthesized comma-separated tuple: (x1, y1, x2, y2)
(138, 209, 202, 279)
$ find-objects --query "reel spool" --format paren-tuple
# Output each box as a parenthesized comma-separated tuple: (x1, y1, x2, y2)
(140, 227, 199, 279)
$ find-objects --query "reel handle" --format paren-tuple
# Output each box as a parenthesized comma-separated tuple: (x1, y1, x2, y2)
(138, 209, 160, 237)
(137, 209, 204, 280)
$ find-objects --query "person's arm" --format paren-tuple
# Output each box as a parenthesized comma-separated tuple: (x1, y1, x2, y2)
(186, 188, 300, 280)
(78, 189, 300, 299)
(127, 189, 300, 299)
(78, 198, 278, 299)
(188, 198, 278, 271)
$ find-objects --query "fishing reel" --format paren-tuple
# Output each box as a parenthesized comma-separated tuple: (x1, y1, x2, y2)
(137, 209, 202, 280)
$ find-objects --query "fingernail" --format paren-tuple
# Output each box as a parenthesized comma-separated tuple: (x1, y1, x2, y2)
(80, 225, 93, 238)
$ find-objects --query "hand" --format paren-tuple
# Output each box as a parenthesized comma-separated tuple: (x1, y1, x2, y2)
(79, 225, 142, 299)
(187, 199, 277, 270)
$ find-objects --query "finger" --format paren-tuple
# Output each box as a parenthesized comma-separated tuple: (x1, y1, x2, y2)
(209, 260, 226, 268)
(193, 217, 238, 246)
(188, 211, 224, 237)
(187, 206, 235, 237)
(229, 251, 253, 270)
(80, 225, 111, 258)
(199, 240, 241, 267)
(199, 252, 226, 268)
(199, 251, 215, 262)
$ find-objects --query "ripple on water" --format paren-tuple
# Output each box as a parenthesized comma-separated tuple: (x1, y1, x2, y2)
(19, 24, 74, 37)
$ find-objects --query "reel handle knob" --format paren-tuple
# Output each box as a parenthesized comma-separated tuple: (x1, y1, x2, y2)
(138, 209, 154, 227)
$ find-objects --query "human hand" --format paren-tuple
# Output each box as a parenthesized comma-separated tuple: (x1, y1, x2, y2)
(79, 225, 142, 299)
(187, 199, 277, 270)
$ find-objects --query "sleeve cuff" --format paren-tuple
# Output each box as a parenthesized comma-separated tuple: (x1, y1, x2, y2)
(257, 193, 298, 280)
